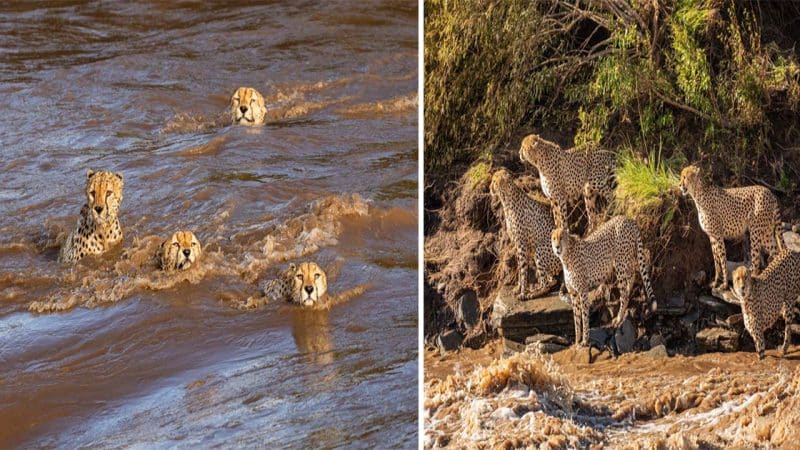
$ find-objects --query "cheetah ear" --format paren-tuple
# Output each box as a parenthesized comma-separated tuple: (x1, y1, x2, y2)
(114, 172, 123, 182)
(288, 263, 297, 272)
(87, 169, 95, 179)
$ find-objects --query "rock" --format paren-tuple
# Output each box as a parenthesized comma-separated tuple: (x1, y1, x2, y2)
(437, 329, 464, 354)
(528, 342, 568, 354)
(525, 333, 571, 346)
(656, 295, 688, 316)
(784, 231, 800, 252)
(463, 329, 487, 349)
(525, 333, 569, 354)
(699, 294, 740, 314)
(456, 290, 480, 329)
(492, 288, 574, 342)
(680, 308, 700, 330)
(503, 338, 526, 353)
(726, 313, 744, 329)
(691, 270, 707, 286)
(649, 333, 666, 349)
(614, 318, 636, 354)
(696, 327, 740, 353)
(643, 344, 669, 359)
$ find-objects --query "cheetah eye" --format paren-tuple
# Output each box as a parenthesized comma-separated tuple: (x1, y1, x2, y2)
(296, 274, 303, 280)
(89, 190, 96, 198)
(192, 241, 198, 246)
(106, 190, 113, 197)
(314, 273, 320, 279)
(172, 242, 180, 247)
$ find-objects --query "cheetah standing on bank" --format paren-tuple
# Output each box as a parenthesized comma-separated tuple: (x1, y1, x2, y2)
(551, 216, 656, 346)
(59, 170, 124, 263)
(732, 250, 800, 359)
(490, 169, 561, 298)
(680, 165, 785, 290)
(518, 134, 616, 231)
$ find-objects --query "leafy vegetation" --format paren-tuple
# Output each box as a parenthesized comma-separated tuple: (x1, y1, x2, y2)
(613, 148, 681, 234)
(426, 0, 800, 208)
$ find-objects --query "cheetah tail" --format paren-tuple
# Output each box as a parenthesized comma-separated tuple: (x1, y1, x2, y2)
(636, 237, 657, 312)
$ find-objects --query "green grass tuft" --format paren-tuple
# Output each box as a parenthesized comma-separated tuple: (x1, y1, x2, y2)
(614, 149, 680, 231)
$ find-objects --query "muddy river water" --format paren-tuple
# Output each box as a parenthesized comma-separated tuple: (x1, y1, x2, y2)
(0, 1, 418, 447)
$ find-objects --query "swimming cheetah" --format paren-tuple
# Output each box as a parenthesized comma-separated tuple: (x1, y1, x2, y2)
(158, 231, 202, 271)
(489, 169, 561, 298)
(732, 251, 800, 359)
(519, 134, 616, 231)
(59, 170, 124, 263)
(230, 87, 267, 125)
(263, 262, 328, 306)
(680, 165, 785, 290)
(551, 216, 656, 346)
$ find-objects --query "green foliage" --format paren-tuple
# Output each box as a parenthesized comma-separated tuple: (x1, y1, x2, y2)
(426, 0, 800, 209)
(669, 0, 714, 113)
(614, 149, 681, 233)
(464, 160, 491, 188)
(425, 0, 586, 172)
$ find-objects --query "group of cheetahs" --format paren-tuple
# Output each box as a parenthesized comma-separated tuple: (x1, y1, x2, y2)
(57, 87, 329, 308)
(491, 134, 799, 360)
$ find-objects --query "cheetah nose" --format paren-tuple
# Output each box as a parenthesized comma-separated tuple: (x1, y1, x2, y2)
(239, 105, 248, 113)
(182, 249, 191, 257)
(304, 286, 314, 295)
(94, 206, 103, 214)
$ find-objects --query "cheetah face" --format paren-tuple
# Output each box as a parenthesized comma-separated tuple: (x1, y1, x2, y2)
(85, 169, 123, 225)
(551, 228, 568, 258)
(519, 134, 543, 166)
(230, 87, 267, 126)
(160, 231, 202, 271)
(731, 266, 752, 301)
(489, 169, 511, 198)
(679, 165, 701, 197)
(291, 262, 327, 306)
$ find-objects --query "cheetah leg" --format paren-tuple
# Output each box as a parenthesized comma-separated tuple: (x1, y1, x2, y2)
(571, 294, 582, 346)
(709, 236, 727, 290)
(580, 292, 590, 347)
(614, 280, 633, 327)
(749, 230, 766, 275)
(582, 187, 604, 235)
(515, 240, 531, 298)
(750, 327, 766, 360)
(531, 239, 558, 297)
(782, 302, 795, 357)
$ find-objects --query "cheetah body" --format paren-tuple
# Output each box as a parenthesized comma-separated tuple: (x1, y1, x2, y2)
(551, 216, 656, 346)
(490, 169, 561, 298)
(59, 170, 124, 263)
(732, 251, 800, 359)
(519, 134, 615, 230)
(680, 165, 784, 289)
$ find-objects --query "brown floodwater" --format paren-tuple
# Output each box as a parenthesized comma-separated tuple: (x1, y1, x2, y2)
(425, 341, 800, 448)
(0, 1, 418, 447)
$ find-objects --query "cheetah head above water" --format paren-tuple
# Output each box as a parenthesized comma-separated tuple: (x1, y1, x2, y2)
(85, 169, 123, 226)
(230, 86, 267, 126)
